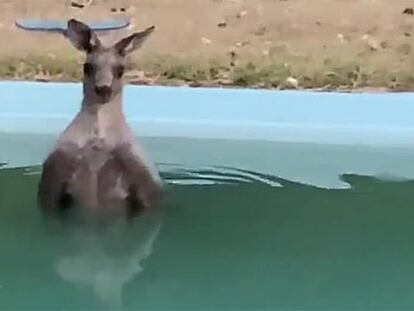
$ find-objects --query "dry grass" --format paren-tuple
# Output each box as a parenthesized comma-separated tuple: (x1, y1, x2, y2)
(3, 48, 414, 92)
(2, 0, 414, 91)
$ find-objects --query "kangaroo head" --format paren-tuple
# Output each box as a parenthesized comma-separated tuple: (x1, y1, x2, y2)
(65, 19, 155, 104)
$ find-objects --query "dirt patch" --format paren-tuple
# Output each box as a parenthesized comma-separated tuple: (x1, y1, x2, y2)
(2, 0, 414, 90)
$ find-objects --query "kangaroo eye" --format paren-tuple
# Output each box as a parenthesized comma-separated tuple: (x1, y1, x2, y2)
(83, 63, 95, 76)
(113, 65, 125, 78)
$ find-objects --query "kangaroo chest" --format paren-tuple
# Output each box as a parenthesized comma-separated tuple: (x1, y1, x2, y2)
(81, 137, 111, 172)
(69, 113, 127, 172)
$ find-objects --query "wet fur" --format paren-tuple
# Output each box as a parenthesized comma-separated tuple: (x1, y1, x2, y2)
(38, 141, 161, 217)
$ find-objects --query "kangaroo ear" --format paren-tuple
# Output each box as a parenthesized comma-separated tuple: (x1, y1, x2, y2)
(114, 26, 155, 56)
(65, 18, 101, 52)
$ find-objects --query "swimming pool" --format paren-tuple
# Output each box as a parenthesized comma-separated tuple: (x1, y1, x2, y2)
(1, 82, 414, 310)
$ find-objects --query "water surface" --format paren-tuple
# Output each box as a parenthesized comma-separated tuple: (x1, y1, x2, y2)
(1, 134, 414, 310)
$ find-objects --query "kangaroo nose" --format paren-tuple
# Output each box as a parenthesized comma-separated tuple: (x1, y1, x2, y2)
(94, 86, 112, 98)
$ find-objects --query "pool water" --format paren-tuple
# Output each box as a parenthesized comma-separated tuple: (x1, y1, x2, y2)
(2, 133, 414, 310)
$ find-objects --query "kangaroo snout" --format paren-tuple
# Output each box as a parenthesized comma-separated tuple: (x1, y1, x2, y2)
(94, 85, 112, 99)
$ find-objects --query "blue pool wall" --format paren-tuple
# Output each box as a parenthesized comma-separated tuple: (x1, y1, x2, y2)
(0, 81, 413, 147)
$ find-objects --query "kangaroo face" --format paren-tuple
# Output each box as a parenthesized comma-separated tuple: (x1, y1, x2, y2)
(82, 48, 125, 103)
(65, 19, 155, 104)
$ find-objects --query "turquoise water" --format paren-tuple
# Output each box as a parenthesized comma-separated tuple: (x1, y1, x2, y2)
(2, 134, 414, 310)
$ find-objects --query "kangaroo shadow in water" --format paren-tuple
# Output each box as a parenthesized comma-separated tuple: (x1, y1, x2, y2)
(51, 207, 163, 309)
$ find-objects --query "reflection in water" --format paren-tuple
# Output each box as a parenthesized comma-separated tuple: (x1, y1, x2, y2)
(51, 165, 260, 309)
(3, 163, 414, 310)
(54, 210, 162, 309)
(161, 164, 283, 187)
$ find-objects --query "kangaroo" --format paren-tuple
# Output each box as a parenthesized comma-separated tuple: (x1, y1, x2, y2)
(38, 19, 162, 219)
